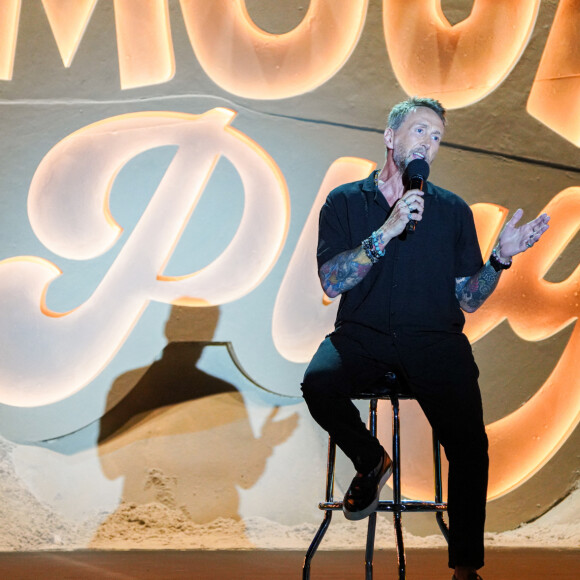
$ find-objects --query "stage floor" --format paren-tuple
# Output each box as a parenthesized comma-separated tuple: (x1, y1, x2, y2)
(0, 548, 578, 579)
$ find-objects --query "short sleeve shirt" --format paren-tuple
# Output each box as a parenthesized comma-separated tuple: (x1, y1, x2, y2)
(317, 171, 483, 335)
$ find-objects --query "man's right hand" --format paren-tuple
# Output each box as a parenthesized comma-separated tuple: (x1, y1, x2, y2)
(378, 188, 425, 241)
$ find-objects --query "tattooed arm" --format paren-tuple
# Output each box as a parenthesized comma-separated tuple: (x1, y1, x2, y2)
(319, 245, 373, 298)
(455, 209, 551, 313)
(455, 264, 501, 313)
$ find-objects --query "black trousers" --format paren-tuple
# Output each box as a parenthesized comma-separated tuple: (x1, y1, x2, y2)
(301, 324, 489, 570)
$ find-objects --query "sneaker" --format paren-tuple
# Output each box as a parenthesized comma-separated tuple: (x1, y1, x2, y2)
(343, 449, 393, 520)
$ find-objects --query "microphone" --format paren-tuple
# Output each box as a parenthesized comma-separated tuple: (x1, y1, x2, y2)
(403, 158, 430, 233)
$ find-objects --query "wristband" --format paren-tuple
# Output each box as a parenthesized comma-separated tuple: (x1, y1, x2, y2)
(489, 248, 512, 271)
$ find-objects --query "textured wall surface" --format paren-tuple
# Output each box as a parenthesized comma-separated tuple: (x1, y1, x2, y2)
(0, 0, 578, 550)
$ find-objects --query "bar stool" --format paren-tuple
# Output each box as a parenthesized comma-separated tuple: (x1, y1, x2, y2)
(302, 371, 449, 580)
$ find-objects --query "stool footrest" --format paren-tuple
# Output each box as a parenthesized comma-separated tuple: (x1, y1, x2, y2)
(319, 500, 447, 512)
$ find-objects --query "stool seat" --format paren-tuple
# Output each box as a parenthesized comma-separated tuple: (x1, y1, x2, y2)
(352, 371, 414, 400)
(303, 372, 449, 580)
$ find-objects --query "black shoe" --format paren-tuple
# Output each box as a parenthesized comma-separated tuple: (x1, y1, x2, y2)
(343, 450, 393, 521)
(452, 574, 483, 580)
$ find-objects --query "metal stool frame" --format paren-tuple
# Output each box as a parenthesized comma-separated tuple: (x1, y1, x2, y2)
(303, 374, 449, 579)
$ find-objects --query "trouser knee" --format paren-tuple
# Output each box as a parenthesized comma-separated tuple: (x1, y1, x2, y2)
(301, 366, 344, 402)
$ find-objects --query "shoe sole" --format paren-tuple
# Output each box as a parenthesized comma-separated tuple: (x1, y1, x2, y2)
(343, 461, 393, 521)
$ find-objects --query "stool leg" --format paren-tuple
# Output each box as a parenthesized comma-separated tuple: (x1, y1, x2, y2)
(393, 512, 405, 579)
(364, 398, 379, 580)
(303, 436, 337, 579)
(391, 396, 406, 580)
(365, 512, 377, 580)
(432, 433, 449, 543)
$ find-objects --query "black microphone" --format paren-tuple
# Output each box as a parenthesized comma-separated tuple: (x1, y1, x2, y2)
(403, 158, 430, 233)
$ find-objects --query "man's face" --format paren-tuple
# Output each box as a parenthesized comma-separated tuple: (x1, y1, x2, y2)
(385, 107, 445, 173)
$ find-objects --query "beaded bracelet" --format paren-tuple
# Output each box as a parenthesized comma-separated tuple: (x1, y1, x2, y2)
(489, 248, 512, 272)
(362, 231, 385, 264)
(371, 232, 385, 257)
(362, 237, 379, 263)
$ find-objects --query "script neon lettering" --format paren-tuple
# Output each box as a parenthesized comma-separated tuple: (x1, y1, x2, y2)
(470, 188, 580, 497)
(272, 157, 376, 362)
(0, 109, 289, 407)
(388, 190, 580, 500)
(0, 110, 578, 502)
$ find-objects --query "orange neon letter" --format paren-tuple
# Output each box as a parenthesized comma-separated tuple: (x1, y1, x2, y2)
(527, 0, 580, 147)
(178, 0, 368, 99)
(0, 109, 289, 407)
(41, 0, 98, 67)
(272, 157, 376, 362)
(385, 190, 580, 501)
(382, 0, 540, 108)
(114, 0, 175, 89)
(2, 0, 174, 88)
(0, 0, 20, 80)
(470, 188, 580, 498)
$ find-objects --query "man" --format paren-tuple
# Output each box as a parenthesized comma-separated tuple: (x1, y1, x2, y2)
(301, 97, 550, 580)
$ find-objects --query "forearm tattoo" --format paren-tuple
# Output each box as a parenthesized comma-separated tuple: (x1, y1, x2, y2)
(456, 261, 502, 313)
(319, 247, 373, 298)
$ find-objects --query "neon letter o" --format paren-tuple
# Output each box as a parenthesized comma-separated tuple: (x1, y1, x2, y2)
(179, 0, 368, 99)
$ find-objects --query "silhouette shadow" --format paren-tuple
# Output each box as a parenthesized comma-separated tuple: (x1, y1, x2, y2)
(95, 305, 298, 540)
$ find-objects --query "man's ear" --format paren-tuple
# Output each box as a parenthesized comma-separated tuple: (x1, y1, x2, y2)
(384, 127, 394, 149)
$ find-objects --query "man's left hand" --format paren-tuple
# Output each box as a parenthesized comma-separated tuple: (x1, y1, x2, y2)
(497, 208, 550, 260)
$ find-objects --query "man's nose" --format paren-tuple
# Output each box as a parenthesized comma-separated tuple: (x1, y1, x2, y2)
(417, 139, 430, 153)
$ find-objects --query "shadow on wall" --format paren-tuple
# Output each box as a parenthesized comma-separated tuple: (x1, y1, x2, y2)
(93, 305, 298, 545)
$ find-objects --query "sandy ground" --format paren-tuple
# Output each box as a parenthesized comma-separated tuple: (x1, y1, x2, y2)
(1, 431, 579, 552)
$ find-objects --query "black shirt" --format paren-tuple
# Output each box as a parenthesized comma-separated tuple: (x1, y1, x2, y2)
(317, 171, 483, 335)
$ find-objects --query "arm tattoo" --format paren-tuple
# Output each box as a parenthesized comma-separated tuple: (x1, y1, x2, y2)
(319, 246, 373, 298)
(456, 261, 502, 313)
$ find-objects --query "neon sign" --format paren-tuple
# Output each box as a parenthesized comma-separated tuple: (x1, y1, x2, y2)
(0, 110, 578, 501)
(0, 1, 578, 504)
(0, 0, 578, 144)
